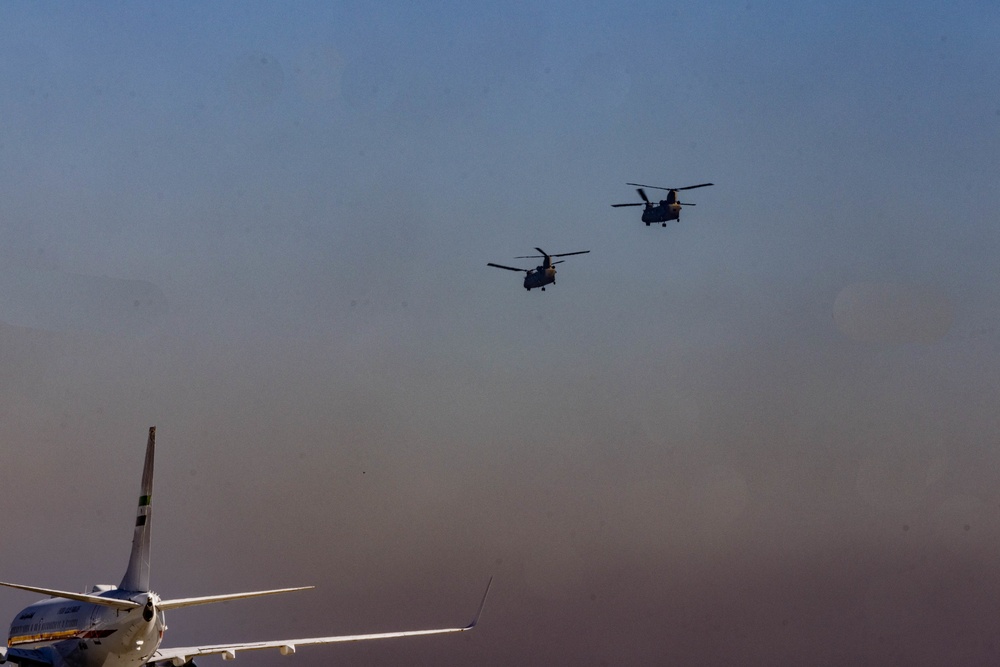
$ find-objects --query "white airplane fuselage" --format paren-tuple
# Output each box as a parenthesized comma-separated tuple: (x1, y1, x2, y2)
(7, 590, 164, 667)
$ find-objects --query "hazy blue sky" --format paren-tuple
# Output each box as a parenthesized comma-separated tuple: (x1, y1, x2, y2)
(1, 2, 999, 665)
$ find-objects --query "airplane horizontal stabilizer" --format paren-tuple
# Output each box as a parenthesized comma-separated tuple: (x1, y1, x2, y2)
(0, 581, 140, 610)
(157, 586, 314, 611)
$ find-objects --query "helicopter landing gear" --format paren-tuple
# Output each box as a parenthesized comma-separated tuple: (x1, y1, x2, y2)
(662, 222, 667, 227)
(541, 287, 546, 291)
(645, 222, 651, 227)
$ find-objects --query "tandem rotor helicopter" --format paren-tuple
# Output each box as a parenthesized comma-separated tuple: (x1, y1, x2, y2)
(612, 182, 714, 226)
(488, 248, 590, 291)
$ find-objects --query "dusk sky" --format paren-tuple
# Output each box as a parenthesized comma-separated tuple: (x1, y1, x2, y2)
(1, 2, 999, 665)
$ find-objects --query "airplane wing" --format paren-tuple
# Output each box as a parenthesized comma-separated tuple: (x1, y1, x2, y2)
(148, 578, 491, 666)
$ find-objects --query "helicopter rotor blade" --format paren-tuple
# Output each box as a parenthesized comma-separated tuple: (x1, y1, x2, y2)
(677, 202, 696, 206)
(513, 248, 589, 260)
(611, 202, 644, 207)
(636, 188, 650, 203)
(487, 262, 528, 273)
(551, 260, 565, 265)
(626, 182, 714, 192)
(516, 248, 551, 259)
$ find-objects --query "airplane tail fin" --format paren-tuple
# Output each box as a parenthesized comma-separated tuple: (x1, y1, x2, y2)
(119, 427, 155, 592)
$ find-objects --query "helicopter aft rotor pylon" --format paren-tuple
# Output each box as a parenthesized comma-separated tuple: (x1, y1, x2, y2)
(612, 182, 714, 227)
(487, 247, 590, 291)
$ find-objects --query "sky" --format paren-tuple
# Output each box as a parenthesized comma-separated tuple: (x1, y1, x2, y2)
(1, 1, 999, 664)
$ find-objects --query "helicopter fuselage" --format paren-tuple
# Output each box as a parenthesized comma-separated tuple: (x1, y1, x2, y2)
(641, 202, 682, 225)
(524, 266, 556, 291)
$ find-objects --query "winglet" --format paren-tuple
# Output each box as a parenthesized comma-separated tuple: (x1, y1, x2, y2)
(464, 577, 493, 630)
(120, 427, 155, 592)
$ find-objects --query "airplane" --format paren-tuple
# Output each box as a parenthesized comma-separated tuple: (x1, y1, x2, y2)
(0, 428, 491, 667)
(487, 247, 590, 291)
(612, 182, 714, 227)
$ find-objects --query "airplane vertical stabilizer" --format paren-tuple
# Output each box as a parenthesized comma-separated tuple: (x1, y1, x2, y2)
(120, 426, 155, 592)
